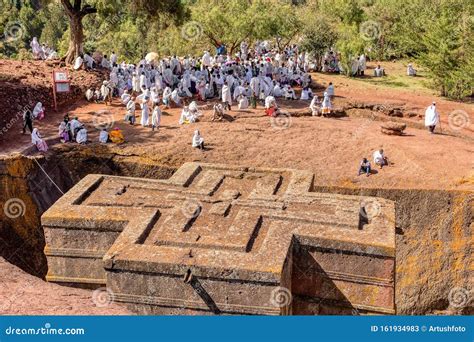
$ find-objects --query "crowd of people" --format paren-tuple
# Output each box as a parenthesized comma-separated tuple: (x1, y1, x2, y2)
(24, 40, 442, 177)
(30, 37, 58, 60)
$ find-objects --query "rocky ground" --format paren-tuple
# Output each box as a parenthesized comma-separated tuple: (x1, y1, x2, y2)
(0, 257, 131, 315)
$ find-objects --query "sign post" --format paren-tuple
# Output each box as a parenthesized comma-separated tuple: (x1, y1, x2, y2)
(52, 70, 70, 111)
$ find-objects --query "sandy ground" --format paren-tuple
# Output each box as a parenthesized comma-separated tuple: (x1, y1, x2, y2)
(0, 258, 131, 315)
(1, 62, 472, 190)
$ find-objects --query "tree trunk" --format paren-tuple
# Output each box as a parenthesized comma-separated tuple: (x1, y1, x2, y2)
(65, 14, 84, 65)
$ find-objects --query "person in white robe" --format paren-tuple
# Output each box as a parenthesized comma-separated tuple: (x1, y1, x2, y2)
(140, 96, 150, 127)
(31, 128, 48, 152)
(151, 105, 161, 131)
(179, 106, 191, 125)
(99, 128, 109, 143)
(125, 98, 136, 125)
(424, 102, 440, 133)
(76, 126, 88, 144)
(300, 87, 313, 100)
(238, 95, 249, 110)
(84, 53, 94, 69)
(69, 117, 82, 138)
(321, 91, 332, 116)
(326, 82, 335, 98)
(309, 96, 320, 116)
(32, 102, 44, 120)
(132, 73, 140, 93)
(283, 85, 297, 100)
(221, 82, 232, 110)
(110, 52, 118, 66)
(273, 82, 283, 97)
(73, 55, 84, 70)
(358, 54, 367, 76)
(201, 51, 211, 71)
(30, 37, 44, 59)
(86, 88, 94, 101)
(374, 65, 384, 77)
(407, 63, 417, 76)
(162, 87, 172, 108)
(121, 90, 131, 105)
(171, 89, 181, 106)
(373, 149, 388, 168)
(192, 130, 204, 150)
(100, 81, 112, 104)
(150, 87, 160, 106)
(101, 56, 110, 69)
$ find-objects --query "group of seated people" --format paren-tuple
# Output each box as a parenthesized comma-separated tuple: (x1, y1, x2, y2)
(358, 149, 389, 177)
(58, 114, 88, 144)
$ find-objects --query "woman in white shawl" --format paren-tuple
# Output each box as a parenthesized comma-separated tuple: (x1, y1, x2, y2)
(151, 105, 161, 131)
(32, 102, 44, 120)
(238, 94, 249, 110)
(139, 96, 150, 127)
(30, 37, 43, 59)
(162, 87, 172, 108)
(31, 128, 48, 152)
(424, 102, 440, 133)
(192, 130, 204, 150)
(99, 128, 109, 143)
(221, 82, 232, 110)
(76, 126, 88, 144)
(309, 95, 320, 116)
(321, 91, 332, 117)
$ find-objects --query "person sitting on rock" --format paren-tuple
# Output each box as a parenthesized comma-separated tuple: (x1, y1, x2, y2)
(373, 149, 389, 169)
(358, 158, 371, 177)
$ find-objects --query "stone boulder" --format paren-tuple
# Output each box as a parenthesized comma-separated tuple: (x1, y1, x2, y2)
(381, 122, 407, 135)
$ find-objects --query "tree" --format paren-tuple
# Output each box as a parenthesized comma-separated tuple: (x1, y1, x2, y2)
(416, 1, 474, 99)
(299, 15, 337, 69)
(53, 0, 186, 64)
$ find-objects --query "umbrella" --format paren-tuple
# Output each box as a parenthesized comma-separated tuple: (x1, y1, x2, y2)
(145, 52, 159, 65)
